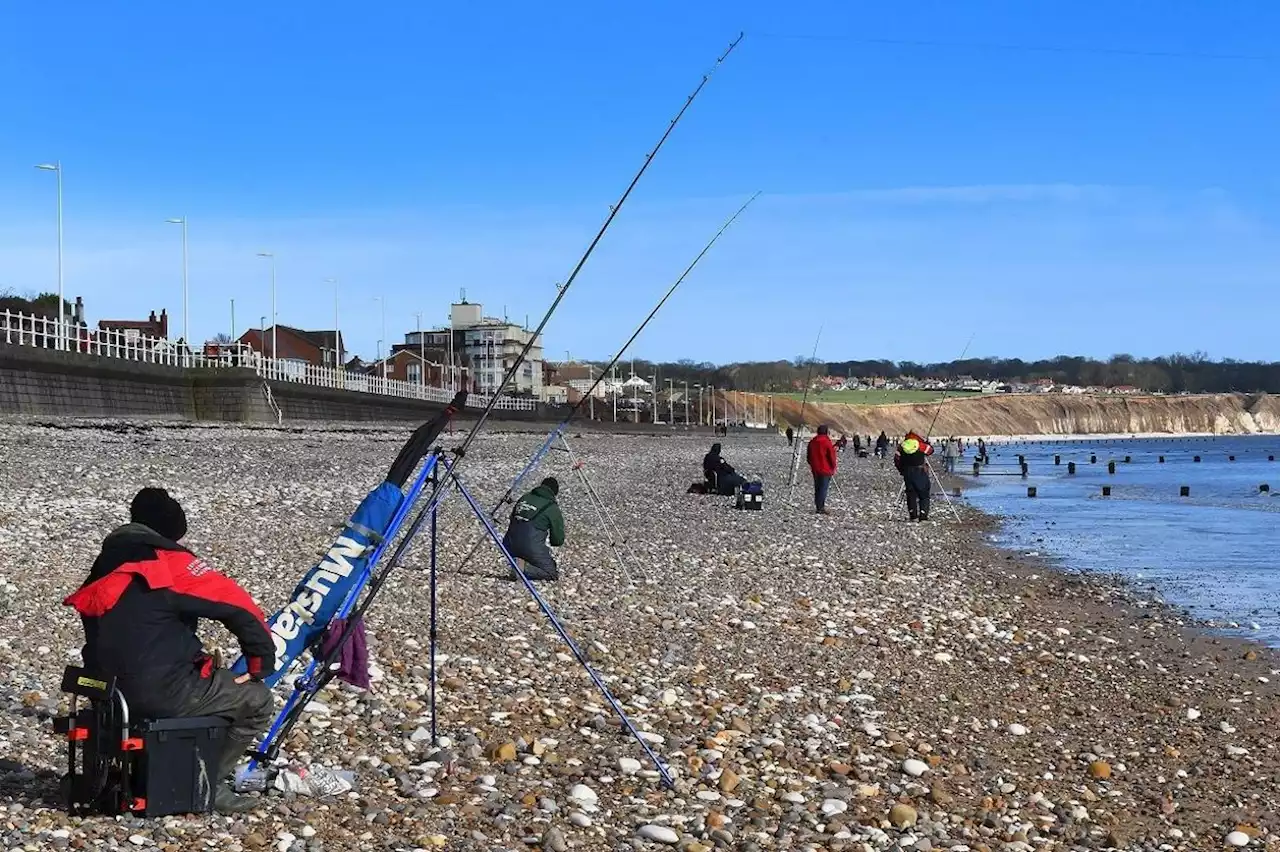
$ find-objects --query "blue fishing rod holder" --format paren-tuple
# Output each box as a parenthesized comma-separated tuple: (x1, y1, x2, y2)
(245, 447, 676, 790)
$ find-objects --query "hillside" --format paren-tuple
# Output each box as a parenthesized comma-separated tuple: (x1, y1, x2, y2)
(724, 391, 1280, 436)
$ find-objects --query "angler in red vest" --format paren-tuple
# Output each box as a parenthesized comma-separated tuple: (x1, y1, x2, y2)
(64, 488, 275, 813)
(806, 424, 838, 514)
(893, 431, 935, 521)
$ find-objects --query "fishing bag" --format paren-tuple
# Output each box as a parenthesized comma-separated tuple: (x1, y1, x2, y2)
(735, 481, 765, 511)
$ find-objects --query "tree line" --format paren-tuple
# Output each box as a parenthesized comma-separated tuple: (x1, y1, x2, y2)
(823, 354, 1280, 394)
(595, 353, 1280, 395)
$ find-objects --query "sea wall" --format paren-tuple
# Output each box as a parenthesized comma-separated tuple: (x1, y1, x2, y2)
(0, 344, 708, 429)
(768, 391, 1280, 436)
(0, 344, 503, 424)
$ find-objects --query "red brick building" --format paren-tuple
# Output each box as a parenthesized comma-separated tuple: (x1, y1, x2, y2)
(372, 347, 470, 388)
(238, 325, 345, 366)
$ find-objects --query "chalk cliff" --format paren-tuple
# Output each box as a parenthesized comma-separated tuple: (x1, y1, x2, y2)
(746, 392, 1279, 437)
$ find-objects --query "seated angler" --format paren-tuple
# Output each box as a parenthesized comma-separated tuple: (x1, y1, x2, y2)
(702, 442, 745, 496)
(63, 488, 276, 814)
(503, 477, 566, 581)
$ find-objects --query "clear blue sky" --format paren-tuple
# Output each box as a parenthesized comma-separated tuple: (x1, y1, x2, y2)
(1, 1, 1277, 365)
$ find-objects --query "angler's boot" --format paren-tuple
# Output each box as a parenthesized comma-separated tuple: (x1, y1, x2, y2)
(212, 737, 258, 814)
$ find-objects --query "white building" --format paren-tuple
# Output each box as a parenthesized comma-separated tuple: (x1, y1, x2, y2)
(448, 300, 544, 398)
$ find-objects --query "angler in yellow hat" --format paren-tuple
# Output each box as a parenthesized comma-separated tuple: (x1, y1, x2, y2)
(893, 431, 935, 521)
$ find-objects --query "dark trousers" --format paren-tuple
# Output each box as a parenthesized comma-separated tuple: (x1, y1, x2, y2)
(813, 475, 831, 511)
(178, 669, 274, 778)
(904, 467, 931, 519)
(503, 521, 558, 580)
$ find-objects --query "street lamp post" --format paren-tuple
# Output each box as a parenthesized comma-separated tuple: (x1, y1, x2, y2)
(683, 380, 689, 426)
(649, 375, 657, 424)
(255, 252, 276, 371)
(374, 296, 387, 380)
(695, 383, 703, 426)
(612, 364, 618, 423)
(35, 162, 64, 350)
(414, 312, 424, 390)
(709, 384, 716, 427)
(165, 218, 188, 363)
(324, 277, 340, 370)
(666, 378, 674, 425)
(588, 365, 595, 420)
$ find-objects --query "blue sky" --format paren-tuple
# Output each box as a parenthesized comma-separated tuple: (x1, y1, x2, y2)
(1, 1, 1277, 365)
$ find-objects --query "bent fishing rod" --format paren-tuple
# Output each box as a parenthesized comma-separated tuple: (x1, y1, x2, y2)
(462, 191, 763, 549)
(263, 34, 745, 748)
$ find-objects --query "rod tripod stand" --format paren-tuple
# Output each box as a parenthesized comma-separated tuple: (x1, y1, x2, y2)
(245, 448, 674, 790)
(453, 427, 636, 584)
(549, 434, 636, 583)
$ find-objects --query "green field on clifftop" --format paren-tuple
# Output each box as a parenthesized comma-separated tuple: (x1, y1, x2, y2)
(773, 389, 980, 405)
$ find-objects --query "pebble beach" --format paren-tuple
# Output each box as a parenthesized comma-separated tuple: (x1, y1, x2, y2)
(1, 421, 1278, 852)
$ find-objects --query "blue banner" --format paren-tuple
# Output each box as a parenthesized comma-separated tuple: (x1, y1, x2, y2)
(234, 481, 404, 687)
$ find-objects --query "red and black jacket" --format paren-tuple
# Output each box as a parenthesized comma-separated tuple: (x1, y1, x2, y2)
(64, 524, 275, 717)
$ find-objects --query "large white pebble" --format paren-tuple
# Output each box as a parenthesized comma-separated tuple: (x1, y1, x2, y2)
(1186, 708, 1202, 721)
(821, 799, 849, 816)
(1008, 723, 1029, 737)
(902, 759, 929, 777)
(1226, 831, 1250, 847)
(569, 783, 598, 805)
(637, 824, 680, 844)
(618, 757, 642, 775)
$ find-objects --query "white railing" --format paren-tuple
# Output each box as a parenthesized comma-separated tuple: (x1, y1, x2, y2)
(1, 310, 538, 412)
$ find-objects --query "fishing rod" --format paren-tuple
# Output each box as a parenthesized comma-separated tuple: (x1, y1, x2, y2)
(787, 325, 824, 490)
(252, 34, 744, 758)
(924, 331, 977, 439)
(456, 191, 762, 571)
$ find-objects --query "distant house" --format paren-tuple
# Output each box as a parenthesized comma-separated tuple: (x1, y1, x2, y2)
(369, 348, 459, 387)
(238, 325, 345, 367)
(99, 309, 169, 342)
(1111, 385, 1142, 395)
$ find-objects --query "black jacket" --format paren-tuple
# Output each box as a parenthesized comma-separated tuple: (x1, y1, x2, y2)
(64, 524, 275, 717)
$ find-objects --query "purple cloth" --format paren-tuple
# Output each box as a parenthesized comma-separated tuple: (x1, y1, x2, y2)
(320, 617, 371, 690)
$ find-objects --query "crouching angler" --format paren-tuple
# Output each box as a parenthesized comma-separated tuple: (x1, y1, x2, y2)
(503, 477, 566, 581)
(63, 488, 275, 814)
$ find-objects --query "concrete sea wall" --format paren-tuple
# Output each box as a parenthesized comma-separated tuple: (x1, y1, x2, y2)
(0, 344, 467, 423)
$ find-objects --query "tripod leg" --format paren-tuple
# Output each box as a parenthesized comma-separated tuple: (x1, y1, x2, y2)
(562, 436, 636, 583)
(926, 458, 962, 523)
(429, 469, 439, 745)
(441, 459, 675, 788)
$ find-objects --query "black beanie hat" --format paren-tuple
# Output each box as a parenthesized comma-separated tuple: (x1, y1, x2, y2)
(541, 477, 560, 496)
(130, 487, 188, 542)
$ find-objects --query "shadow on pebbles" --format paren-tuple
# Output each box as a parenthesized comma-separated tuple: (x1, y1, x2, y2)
(0, 422, 1277, 851)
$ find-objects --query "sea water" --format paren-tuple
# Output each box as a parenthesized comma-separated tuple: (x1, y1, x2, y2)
(960, 435, 1280, 645)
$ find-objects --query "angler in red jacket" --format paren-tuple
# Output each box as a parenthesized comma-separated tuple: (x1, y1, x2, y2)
(63, 488, 275, 813)
(806, 424, 839, 514)
(893, 431, 935, 521)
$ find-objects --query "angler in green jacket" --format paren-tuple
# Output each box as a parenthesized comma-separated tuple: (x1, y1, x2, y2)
(502, 477, 566, 581)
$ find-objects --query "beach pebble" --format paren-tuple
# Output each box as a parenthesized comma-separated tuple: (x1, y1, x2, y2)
(1227, 831, 1251, 847)
(1008, 723, 1028, 736)
(889, 804, 919, 828)
(902, 759, 929, 777)
(821, 799, 849, 816)
(637, 824, 680, 844)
